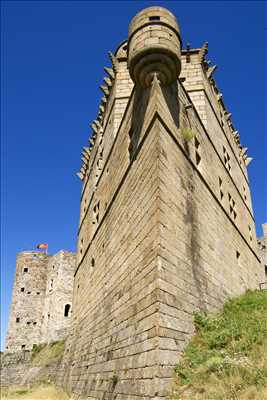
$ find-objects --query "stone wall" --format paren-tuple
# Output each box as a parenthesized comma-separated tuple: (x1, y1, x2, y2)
(58, 6, 262, 395)
(5, 251, 76, 353)
(5, 252, 49, 352)
(41, 251, 76, 343)
(257, 223, 267, 288)
(0, 351, 61, 388)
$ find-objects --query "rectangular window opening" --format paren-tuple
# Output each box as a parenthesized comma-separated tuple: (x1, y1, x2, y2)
(194, 137, 200, 149)
(196, 152, 201, 166)
(149, 16, 160, 21)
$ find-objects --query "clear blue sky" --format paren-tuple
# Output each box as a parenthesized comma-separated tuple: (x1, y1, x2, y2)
(1, 1, 266, 350)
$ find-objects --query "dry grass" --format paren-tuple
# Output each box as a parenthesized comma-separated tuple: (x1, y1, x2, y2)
(31, 341, 65, 366)
(1, 384, 70, 400)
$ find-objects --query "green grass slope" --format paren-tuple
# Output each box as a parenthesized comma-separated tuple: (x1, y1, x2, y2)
(172, 290, 267, 400)
(30, 340, 65, 365)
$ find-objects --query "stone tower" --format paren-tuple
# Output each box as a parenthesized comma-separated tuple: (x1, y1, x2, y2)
(59, 6, 262, 398)
(5, 251, 49, 352)
(257, 223, 267, 289)
(5, 250, 76, 353)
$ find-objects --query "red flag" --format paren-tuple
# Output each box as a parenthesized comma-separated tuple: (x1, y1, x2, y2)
(36, 243, 48, 249)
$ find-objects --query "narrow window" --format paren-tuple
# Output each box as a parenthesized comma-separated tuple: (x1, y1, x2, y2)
(219, 177, 224, 200)
(194, 137, 201, 167)
(149, 15, 160, 21)
(236, 251, 240, 263)
(27, 291, 31, 295)
(228, 194, 237, 221)
(21, 345, 26, 349)
(243, 186, 247, 202)
(265, 265, 267, 280)
(223, 146, 231, 174)
(33, 322, 37, 326)
(93, 202, 100, 225)
(16, 317, 20, 323)
(36, 292, 40, 295)
(248, 225, 253, 242)
(91, 257, 95, 267)
(80, 237, 84, 255)
(21, 288, 25, 292)
(64, 304, 71, 317)
(48, 313, 50, 319)
(196, 152, 201, 166)
(26, 321, 31, 325)
(23, 267, 28, 273)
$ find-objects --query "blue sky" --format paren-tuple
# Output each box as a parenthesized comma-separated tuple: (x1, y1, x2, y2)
(1, 1, 266, 350)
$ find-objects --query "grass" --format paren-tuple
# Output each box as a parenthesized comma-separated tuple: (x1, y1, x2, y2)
(172, 290, 267, 400)
(181, 127, 195, 142)
(1, 384, 70, 400)
(30, 340, 65, 366)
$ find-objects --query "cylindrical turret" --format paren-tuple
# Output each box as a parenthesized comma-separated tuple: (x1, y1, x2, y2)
(128, 6, 182, 88)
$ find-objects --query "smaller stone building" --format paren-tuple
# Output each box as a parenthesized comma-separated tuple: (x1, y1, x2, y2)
(258, 223, 267, 289)
(5, 250, 76, 353)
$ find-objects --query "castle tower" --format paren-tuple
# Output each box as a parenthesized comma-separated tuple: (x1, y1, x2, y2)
(60, 6, 262, 398)
(5, 251, 49, 352)
(41, 251, 76, 343)
(257, 223, 267, 288)
(5, 250, 76, 353)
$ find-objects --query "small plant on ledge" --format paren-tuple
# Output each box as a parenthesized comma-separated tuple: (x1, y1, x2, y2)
(181, 127, 195, 142)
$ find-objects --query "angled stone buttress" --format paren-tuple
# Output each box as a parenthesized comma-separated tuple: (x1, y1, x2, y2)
(58, 6, 262, 399)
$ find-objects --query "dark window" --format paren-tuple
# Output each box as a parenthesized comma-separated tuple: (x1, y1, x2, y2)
(219, 177, 224, 200)
(21, 288, 25, 292)
(27, 321, 31, 325)
(36, 292, 40, 295)
(265, 265, 267, 279)
(194, 137, 201, 167)
(91, 258, 95, 267)
(149, 16, 160, 21)
(27, 291, 31, 295)
(33, 322, 37, 326)
(23, 268, 28, 273)
(196, 152, 201, 166)
(236, 251, 240, 261)
(64, 304, 71, 317)
(16, 317, 20, 323)
(21, 345, 26, 349)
